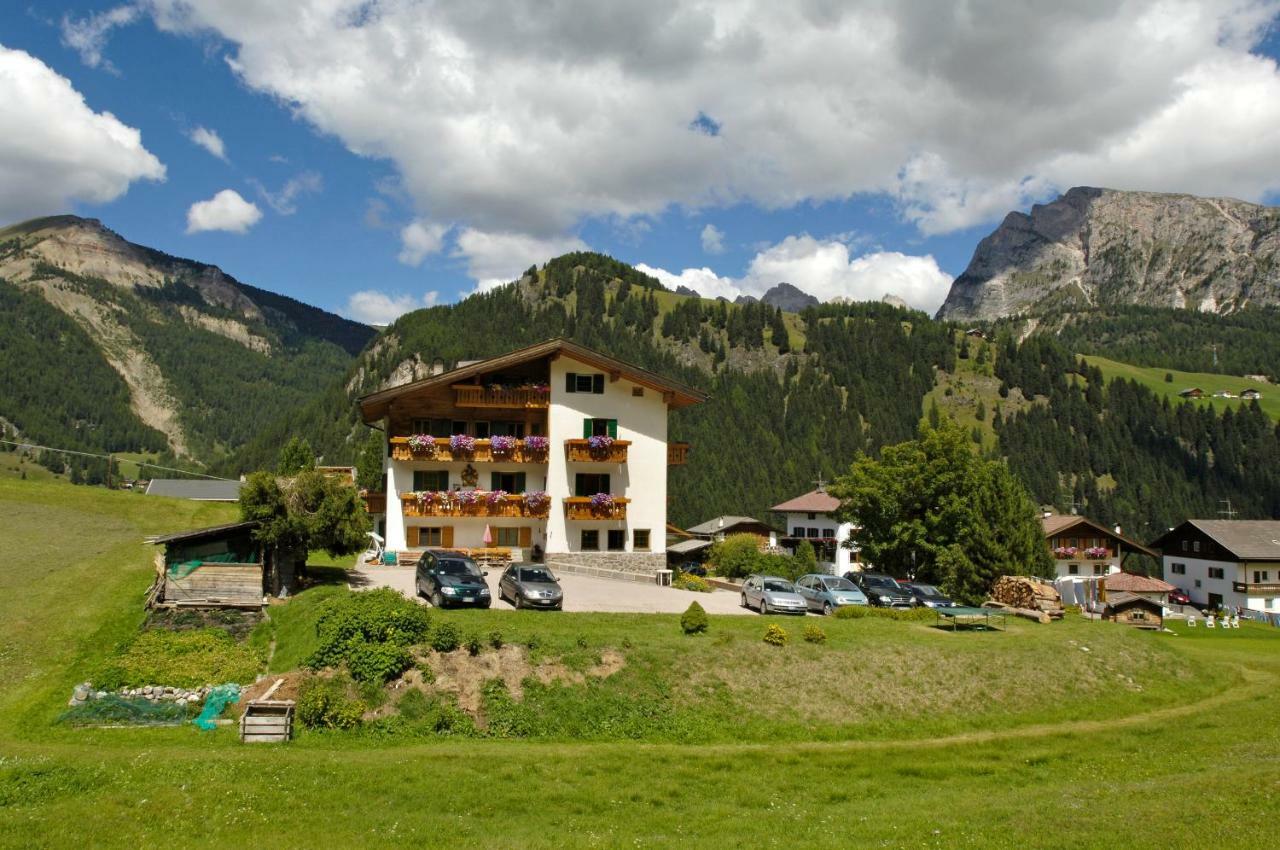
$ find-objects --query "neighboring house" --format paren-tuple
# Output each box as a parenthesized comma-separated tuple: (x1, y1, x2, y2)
(771, 487, 858, 574)
(1150, 519, 1280, 613)
(357, 338, 705, 575)
(1212, 390, 1236, 399)
(1178, 387, 1205, 399)
(1240, 388, 1262, 400)
(1103, 571, 1175, 604)
(964, 328, 987, 340)
(684, 515, 776, 543)
(1042, 514, 1156, 579)
(144, 479, 242, 501)
(1102, 592, 1164, 630)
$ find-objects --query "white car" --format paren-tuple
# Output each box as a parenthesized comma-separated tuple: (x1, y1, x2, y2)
(741, 574, 808, 615)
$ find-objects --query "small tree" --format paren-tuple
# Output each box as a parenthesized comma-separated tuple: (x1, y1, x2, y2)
(708, 533, 764, 579)
(277, 437, 316, 475)
(355, 430, 384, 490)
(794, 540, 818, 575)
(680, 601, 709, 635)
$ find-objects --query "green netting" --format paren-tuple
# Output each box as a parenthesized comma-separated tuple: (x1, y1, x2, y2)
(194, 683, 241, 730)
(58, 695, 190, 727)
(167, 551, 248, 578)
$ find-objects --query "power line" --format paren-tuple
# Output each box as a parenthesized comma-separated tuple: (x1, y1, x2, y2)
(0, 439, 235, 481)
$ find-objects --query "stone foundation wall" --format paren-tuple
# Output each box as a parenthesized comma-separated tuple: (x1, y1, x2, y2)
(548, 551, 667, 576)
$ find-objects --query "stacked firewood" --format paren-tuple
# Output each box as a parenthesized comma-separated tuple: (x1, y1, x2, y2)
(987, 576, 1065, 622)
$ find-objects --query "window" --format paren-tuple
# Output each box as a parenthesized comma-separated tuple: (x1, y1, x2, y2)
(473, 421, 491, 439)
(580, 530, 600, 550)
(807, 512, 816, 520)
(451, 420, 468, 435)
(1182, 540, 1189, 552)
(633, 529, 651, 551)
(1068, 564, 1079, 575)
(822, 528, 835, 538)
(1170, 562, 1186, 575)
(1194, 579, 1202, 588)
(1254, 570, 1270, 584)
(632, 386, 644, 397)
(412, 418, 451, 436)
(490, 421, 526, 438)
(807, 528, 819, 538)
(566, 372, 605, 394)
(583, 418, 618, 438)
(1131, 611, 1147, 621)
(793, 527, 806, 537)
(574, 472, 611, 497)
(607, 530, 625, 551)
(1193, 540, 1201, 553)
(413, 470, 449, 491)
(419, 527, 444, 547)
(494, 527, 521, 547)
(1093, 564, 1107, 576)
(490, 471, 527, 492)
(1208, 567, 1225, 580)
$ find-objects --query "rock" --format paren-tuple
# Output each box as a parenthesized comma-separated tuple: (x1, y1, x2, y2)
(73, 684, 91, 701)
(936, 186, 1280, 321)
(94, 691, 106, 700)
(759, 282, 819, 312)
(143, 686, 153, 695)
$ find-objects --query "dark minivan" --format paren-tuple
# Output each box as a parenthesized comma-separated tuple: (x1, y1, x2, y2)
(416, 550, 491, 608)
(846, 572, 914, 608)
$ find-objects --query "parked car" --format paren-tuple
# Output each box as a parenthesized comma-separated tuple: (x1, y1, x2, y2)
(498, 563, 564, 610)
(416, 551, 490, 608)
(741, 574, 808, 615)
(794, 573, 868, 614)
(902, 583, 958, 608)
(1167, 588, 1191, 606)
(679, 561, 708, 577)
(846, 572, 914, 608)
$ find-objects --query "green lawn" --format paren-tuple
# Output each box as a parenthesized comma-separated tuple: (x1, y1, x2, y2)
(1084, 354, 1279, 419)
(4, 477, 1280, 848)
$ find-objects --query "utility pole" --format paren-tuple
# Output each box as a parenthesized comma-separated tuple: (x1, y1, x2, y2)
(1219, 499, 1238, 520)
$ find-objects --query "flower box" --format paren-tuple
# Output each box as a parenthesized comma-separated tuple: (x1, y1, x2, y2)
(563, 495, 630, 520)
(564, 438, 631, 463)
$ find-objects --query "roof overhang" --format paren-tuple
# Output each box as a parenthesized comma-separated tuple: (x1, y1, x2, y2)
(1043, 515, 1157, 558)
(358, 337, 708, 423)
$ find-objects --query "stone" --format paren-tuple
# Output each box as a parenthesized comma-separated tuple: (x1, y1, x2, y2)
(72, 684, 91, 701)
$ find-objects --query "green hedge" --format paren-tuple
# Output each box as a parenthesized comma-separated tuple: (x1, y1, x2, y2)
(832, 605, 936, 622)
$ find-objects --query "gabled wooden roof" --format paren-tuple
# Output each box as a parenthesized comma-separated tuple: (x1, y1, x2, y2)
(359, 338, 707, 422)
(1041, 514, 1157, 558)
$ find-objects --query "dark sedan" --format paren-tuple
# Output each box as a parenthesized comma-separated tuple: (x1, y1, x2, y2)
(903, 583, 958, 608)
(846, 572, 915, 608)
(499, 563, 564, 610)
(416, 551, 491, 608)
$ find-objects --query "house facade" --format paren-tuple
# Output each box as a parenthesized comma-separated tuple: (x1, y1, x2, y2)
(770, 488, 858, 574)
(1151, 520, 1280, 612)
(358, 339, 704, 575)
(1042, 514, 1154, 579)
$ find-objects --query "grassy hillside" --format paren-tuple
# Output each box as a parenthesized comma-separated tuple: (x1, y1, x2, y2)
(1083, 355, 1279, 419)
(5, 480, 1280, 846)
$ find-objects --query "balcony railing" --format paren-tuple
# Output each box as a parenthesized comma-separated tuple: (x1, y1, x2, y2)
(361, 490, 386, 514)
(389, 436, 550, 464)
(668, 441, 690, 465)
(564, 438, 631, 463)
(400, 492, 551, 519)
(453, 385, 550, 409)
(1233, 581, 1280, 594)
(564, 496, 631, 521)
(1052, 548, 1113, 560)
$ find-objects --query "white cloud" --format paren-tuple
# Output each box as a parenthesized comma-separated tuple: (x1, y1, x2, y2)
(0, 45, 165, 222)
(640, 234, 953, 312)
(185, 189, 261, 234)
(252, 171, 322, 215)
(397, 219, 448, 266)
(345, 289, 441, 325)
(454, 229, 588, 292)
(143, 1, 1280, 240)
(700, 223, 725, 254)
(60, 5, 139, 74)
(188, 126, 226, 161)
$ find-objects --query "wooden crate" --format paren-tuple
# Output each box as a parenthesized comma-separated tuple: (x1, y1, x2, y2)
(239, 700, 295, 743)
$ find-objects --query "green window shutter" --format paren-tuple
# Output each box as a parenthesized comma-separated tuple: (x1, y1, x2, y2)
(602, 473, 610, 493)
(515, 472, 526, 492)
(592, 374, 605, 394)
(565, 372, 577, 393)
(413, 471, 427, 491)
(575, 474, 587, 497)
(608, 419, 618, 439)
(490, 472, 500, 490)
(583, 419, 593, 438)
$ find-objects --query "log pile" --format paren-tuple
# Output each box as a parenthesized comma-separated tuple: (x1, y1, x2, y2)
(987, 576, 1065, 622)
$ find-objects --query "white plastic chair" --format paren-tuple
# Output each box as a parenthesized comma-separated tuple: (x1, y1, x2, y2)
(1186, 615, 1196, 628)
(1230, 615, 1241, 629)
(1205, 614, 1216, 629)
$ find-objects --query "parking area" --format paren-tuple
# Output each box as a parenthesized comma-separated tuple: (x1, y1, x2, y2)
(349, 564, 753, 615)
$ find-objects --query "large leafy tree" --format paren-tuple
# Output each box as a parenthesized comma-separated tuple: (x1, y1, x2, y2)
(830, 420, 1050, 602)
(240, 469, 370, 570)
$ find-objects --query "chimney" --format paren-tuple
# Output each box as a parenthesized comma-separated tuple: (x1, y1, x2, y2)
(430, 358, 445, 376)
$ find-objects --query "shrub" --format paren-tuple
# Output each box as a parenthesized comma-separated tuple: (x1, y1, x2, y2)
(95, 628, 263, 689)
(673, 573, 712, 592)
(576, 635, 589, 649)
(680, 601, 709, 635)
(430, 622, 462, 653)
(487, 630, 505, 649)
(833, 605, 934, 622)
(466, 633, 483, 656)
(708, 533, 768, 579)
(395, 688, 474, 736)
(309, 588, 431, 673)
(343, 639, 413, 684)
(802, 624, 827, 644)
(296, 675, 366, 730)
(525, 634, 543, 651)
(763, 624, 788, 646)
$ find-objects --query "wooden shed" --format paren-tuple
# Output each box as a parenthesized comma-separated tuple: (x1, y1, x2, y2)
(149, 521, 266, 608)
(1102, 591, 1164, 630)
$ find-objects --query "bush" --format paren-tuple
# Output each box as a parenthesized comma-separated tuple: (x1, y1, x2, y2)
(309, 588, 431, 674)
(680, 601, 709, 635)
(343, 639, 413, 684)
(833, 605, 935, 622)
(802, 624, 827, 644)
(708, 533, 768, 579)
(487, 630, 505, 649)
(395, 688, 474, 736)
(296, 675, 366, 730)
(95, 628, 264, 690)
(466, 633, 483, 656)
(763, 624, 788, 646)
(430, 622, 462, 653)
(672, 573, 712, 592)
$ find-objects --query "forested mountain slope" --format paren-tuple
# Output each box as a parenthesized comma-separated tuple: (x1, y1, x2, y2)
(0, 216, 374, 463)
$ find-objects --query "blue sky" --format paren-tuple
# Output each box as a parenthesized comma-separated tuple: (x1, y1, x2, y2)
(3, 2, 1280, 322)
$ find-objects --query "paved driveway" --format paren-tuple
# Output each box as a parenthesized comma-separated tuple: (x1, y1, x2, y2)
(350, 565, 753, 615)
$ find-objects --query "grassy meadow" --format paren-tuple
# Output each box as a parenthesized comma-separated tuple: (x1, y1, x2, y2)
(1083, 354, 1279, 419)
(3, 476, 1280, 848)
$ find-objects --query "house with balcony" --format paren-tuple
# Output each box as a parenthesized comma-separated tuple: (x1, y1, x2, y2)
(771, 487, 859, 574)
(1042, 514, 1155, 579)
(357, 338, 705, 575)
(1150, 519, 1280, 613)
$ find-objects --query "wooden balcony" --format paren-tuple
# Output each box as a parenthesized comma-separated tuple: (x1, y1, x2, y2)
(453, 385, 549, 409)
(361, 490, 386, 514)
(389, 436, 549, 464)
(564, 438, 631, 463)
(564, 496, 631, 521)
(400, 493, 551, 519)
(668, 441, 690, 465)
